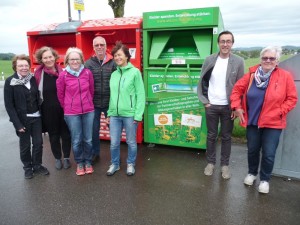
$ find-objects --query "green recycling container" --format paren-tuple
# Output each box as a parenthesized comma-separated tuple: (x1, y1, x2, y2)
(143, 7, 224, 149)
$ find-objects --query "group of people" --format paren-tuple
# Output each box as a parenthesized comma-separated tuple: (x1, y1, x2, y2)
(4, 31, 297, 194)
(197, 31, 297, 194)
(4, 36, 145, 178)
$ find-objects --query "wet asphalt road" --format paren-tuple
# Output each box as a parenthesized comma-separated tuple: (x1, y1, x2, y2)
(0, 81, 299, 225)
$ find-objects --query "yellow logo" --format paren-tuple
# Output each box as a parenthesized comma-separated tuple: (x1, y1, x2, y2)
(158, 115, 169, 125)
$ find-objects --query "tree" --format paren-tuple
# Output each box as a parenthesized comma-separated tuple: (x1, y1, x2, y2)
(108, 0, 125, 18)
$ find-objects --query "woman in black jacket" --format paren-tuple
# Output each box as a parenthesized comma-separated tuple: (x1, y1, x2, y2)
(4, 54, 49, 179)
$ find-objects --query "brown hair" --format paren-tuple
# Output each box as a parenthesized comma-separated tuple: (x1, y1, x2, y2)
(111, 41, 131, 62)
(12, 54, 31, 72)
(35, 46, 59, 64)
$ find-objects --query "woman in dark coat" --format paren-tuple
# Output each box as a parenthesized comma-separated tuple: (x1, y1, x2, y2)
(34, 46, 71, 170)
(4, 54, 49, 179)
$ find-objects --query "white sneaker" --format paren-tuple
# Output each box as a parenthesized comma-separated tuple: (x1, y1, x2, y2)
(221, 166, 231, 179)
(106, 164, 120, 176)
(204, 163, 214, 176)
(244, 174, 257, 186)
(127, 164, 135, 176)
(258, 181, 269, 194)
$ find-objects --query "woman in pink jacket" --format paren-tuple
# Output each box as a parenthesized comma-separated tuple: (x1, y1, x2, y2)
(230, 46, 297, 194)
(56, 47, 95, 176)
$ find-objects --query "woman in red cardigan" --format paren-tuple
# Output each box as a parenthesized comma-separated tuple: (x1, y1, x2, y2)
(230, 46, 297, 194)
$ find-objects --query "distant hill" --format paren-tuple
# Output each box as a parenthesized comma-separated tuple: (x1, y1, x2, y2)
(234, 46, 300, 51)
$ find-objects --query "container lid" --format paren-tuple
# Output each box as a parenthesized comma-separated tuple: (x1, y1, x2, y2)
(78, 17, 142, 31)
(27, 21, 82, 35)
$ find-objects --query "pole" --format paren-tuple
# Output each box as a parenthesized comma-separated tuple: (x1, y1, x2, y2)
(78, 10, 81, 21)
(68, 0, 72, 22)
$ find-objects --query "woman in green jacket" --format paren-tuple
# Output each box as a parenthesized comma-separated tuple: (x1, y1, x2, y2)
(106, 41, 145, 176)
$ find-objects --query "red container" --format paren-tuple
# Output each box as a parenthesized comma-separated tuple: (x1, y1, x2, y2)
(27, 18, 144, 143)
(77, 17, 143, 143)
(27, 21, 82, 71)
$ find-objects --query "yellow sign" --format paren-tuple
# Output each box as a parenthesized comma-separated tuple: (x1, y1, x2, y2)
(74, 0, 85, 11)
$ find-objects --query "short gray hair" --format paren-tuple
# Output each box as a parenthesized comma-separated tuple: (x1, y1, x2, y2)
(260, 46, 282, 60)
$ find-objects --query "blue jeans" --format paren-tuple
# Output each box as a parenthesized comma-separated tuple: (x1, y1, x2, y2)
(109, 116, 138, 166)
(246, 126, 282, 181)
(64, 112, 94, 164)
(92, 107, 108, 156)
(205, 104, 234, 166)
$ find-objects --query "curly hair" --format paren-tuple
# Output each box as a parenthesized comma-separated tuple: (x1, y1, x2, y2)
(35, 46, 59, 64)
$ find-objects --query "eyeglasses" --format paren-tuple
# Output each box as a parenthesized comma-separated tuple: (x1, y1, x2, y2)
(17, 65, 29, 68)
(219, 40, 233, 45)
(261, 57, 277, 62)
(94, 44, 106, 47)
(69, 58, 81, 62)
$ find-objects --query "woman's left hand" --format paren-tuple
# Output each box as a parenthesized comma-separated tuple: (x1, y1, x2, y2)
(233, 109, 245, 123)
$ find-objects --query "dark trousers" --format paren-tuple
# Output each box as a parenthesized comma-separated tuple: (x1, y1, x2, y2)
(205, 104, 233, 166)
(48, 125, 71, 159)
(246, 126, 282, 181)
(92, 107, 108, 156)
(18, 117, 43, 170)
(42, 105, 71, 160)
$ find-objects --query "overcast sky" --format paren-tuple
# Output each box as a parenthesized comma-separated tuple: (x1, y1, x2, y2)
(0, 0, 299, 54)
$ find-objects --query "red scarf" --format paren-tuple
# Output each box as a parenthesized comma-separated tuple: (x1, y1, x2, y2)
(34, 64, 62, 85)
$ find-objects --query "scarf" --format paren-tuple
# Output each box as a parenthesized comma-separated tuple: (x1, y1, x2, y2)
(10, 73, 33, 86)
(65, 65, 84, 77)
(34, 64, 62, 85)
(34, 64, 62, 102)
(254, 66, 274, 90)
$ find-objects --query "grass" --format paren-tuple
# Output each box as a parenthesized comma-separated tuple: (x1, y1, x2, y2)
(232, 119, 246, 141)
(0, 60, 13, 79)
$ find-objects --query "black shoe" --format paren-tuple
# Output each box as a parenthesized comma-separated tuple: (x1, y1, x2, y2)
(33, 165, 49, 176)
(24, 169, 33, 179)
(91, 155, 100, 165)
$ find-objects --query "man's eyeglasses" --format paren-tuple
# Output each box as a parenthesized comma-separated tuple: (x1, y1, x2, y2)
(219, 40, 232, 45)
(261, 57, 277, 62)
(94, 44, 106, 47)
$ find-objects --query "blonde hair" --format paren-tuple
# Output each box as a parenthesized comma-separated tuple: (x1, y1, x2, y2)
(64, 47, 84, 66)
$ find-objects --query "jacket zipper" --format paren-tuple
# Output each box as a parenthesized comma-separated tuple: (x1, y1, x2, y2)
(100, 60, 103, 106)
(116, 70, 123, 115)
(78, 78, 83, 114)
